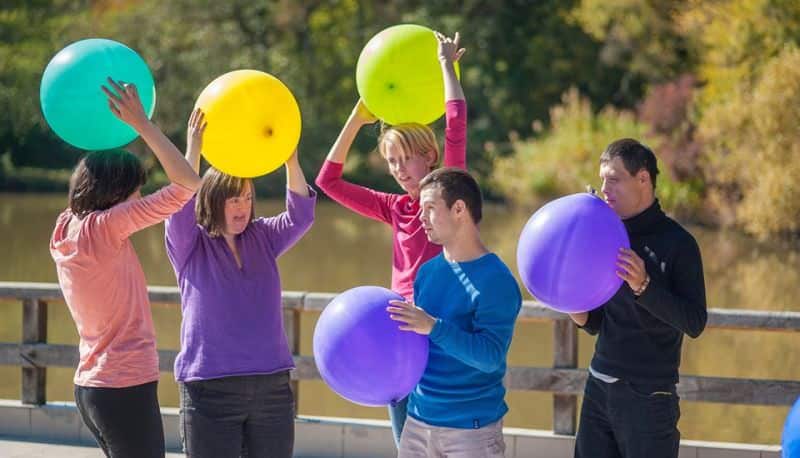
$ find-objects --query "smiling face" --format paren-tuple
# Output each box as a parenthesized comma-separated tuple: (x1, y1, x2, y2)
(223, 181, 253, 236)
(195, 168, 255, 238)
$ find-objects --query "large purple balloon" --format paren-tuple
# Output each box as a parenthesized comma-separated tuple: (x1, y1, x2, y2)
(517, 193, 630, 313)
(313, 286, 429, 406)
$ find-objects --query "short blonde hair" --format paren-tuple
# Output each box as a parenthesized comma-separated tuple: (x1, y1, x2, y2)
(378, 123, 440, 168)
(195, 168, 255, 237)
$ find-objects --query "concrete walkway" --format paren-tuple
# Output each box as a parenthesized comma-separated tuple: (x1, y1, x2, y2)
(0, 438, 184, 457)
(0, 399, 783, 458)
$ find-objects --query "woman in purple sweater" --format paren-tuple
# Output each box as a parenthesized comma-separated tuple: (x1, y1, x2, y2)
(165, 110, 316, 458)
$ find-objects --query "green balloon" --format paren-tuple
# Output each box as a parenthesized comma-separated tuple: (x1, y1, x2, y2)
(356, 24, 459, 125)
(40, 39, 156, 151)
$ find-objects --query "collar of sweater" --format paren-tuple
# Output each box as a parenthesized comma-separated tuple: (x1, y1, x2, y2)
(623, 199, 666, 237)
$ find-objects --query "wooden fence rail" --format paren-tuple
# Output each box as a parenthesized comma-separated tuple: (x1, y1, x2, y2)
(1, 282, 799, 435)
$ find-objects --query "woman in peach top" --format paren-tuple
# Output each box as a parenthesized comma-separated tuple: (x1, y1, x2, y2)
(50, 80, 202, 458)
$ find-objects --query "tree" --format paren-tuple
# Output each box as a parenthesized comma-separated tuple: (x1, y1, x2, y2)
(0, 0, 94, 169)
(684, 0, 800, 236)
(571, 0, 693, 103)
(491, 87, 700, 215)
(700, 45, 800, 237)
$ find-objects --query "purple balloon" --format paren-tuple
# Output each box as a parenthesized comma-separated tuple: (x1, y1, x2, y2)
(517, 193, 630, 313)
(313, 286, 429, 406)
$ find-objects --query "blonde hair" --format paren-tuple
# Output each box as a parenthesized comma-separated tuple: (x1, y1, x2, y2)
(195, 168, 255, 237)
(378, 123, 440, 168)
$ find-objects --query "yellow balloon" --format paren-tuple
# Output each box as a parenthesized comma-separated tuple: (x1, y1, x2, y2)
(195, 70, 301, 178)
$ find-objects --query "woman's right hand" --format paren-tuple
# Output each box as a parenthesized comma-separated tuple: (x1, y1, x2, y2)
(350, 99, 378, 125)
(101, 78, 149, 131)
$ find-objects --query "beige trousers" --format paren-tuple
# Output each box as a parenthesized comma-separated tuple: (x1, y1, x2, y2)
(398, 415, 506, 458)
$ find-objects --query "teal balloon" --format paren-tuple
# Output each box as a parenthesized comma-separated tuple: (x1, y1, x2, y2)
(40, 39, 156, 150)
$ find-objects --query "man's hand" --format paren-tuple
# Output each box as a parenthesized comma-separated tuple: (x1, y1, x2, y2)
(387, 300, 436, 335)
(617, 248, 648, 293)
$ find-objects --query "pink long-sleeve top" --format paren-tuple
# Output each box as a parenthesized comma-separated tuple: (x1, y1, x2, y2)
(50, 183, 194, 387)
(315, 100, 467, 299)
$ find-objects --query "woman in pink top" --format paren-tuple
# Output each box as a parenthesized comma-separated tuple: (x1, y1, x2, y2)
(314, 31, 467, 446)
(50, 80, 202, 458)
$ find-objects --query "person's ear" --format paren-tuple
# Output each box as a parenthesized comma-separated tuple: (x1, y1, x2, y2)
(636, 169, 650, 187)
(453, 199, 466, 218)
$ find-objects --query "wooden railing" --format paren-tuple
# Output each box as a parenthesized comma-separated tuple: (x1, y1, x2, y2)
(1, 281, 800, 435)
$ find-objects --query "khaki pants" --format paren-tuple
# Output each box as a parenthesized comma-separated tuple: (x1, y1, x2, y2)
(398, 415, 506, 458)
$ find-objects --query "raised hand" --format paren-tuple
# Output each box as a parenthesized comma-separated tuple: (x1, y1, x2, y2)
(187, 108, 207, 157)
(351, 98, 378, 125)
(434, 31, 466, 65)
(101, 78, 149, 130)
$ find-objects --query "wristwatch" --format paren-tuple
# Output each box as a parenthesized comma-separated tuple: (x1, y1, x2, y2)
(634, 274, 650, 297)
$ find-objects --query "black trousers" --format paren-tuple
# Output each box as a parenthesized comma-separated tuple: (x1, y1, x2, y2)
(179, 372, 295, 458)
(75, 381, 165, 458)
(575, 374, 681, 458)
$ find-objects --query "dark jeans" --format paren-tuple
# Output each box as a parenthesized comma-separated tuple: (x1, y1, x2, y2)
(74, 381, 165, 458)
(388, 396, 408, 448)
(179, 372, 295, 458)
(575, 374, 681, 458)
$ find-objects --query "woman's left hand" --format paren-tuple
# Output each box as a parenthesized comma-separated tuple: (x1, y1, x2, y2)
(435, 31, 466, 65)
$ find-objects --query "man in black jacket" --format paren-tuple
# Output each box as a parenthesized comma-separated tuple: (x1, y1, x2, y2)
(570, 138, 707, 458)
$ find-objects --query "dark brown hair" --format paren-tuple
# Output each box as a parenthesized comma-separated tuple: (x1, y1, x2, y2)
(600, 138, 660, 189)
(195, 168, 255, 237)
(419, 167, 483, 223)
(68, 149, 147, 218)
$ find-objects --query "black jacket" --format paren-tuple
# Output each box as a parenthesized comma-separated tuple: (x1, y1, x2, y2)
(581, 199, 707, 385)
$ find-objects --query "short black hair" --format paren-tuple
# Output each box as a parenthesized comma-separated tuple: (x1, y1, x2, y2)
(600, 138, 659, 189)
(419, 167, 483, 223)
(68, 149, 147, 218)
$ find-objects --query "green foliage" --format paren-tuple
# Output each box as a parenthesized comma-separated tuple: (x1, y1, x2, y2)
(683, 0, 800, 236)
(679, 0, 800, 111)
(3, 0, 800, 237)
(0, 1, 93, 169)
(571, 0, 692, 94)
(701, 45, 800, 237)
(491, 88, 701, 215)
(0, 152, 71, 192)
(0, 0, 629, 194)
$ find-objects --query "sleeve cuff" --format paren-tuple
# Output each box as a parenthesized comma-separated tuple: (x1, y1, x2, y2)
(445, 99, 467, 119)
(320, 159, 344, 175)
(634, 272, 661, 308)
(164, 182, 197, 201)
(429, 318, 447, 343)
(287, 185, 317, 202)
(578, 309, 603, 333)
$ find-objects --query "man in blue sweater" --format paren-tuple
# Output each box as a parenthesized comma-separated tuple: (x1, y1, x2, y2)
(570, 139, 707, 458)
(387, 167, 522, 458)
